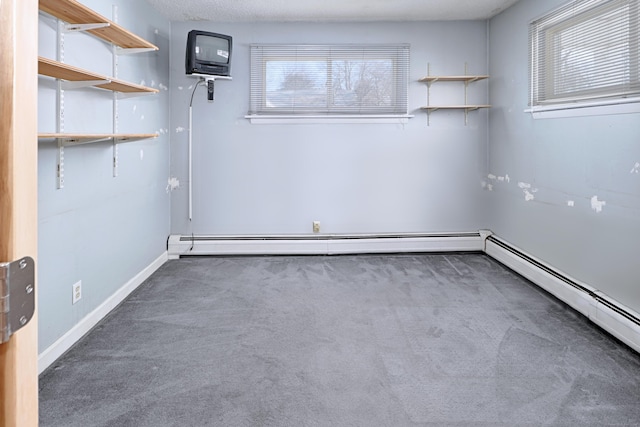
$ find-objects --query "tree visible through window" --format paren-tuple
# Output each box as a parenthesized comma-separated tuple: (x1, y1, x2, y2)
(250, 45, 409, 116)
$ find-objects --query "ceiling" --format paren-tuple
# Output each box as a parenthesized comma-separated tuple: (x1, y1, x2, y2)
(145, 0, 521, 22)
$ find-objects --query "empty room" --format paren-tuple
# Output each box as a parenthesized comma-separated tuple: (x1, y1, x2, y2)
(1, 0, 639, 425)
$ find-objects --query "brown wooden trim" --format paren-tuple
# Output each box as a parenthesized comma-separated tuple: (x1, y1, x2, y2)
(0, 0, 39, 425)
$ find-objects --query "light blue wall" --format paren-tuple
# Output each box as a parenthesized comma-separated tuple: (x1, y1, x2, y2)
(488, 0, 640, 311)
(169, 21, 490, 235)
(33, 0, 640, 357)
(37, 0, 171, 352)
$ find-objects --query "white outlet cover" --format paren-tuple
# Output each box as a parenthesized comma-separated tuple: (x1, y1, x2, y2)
(72, 281, 82, 304)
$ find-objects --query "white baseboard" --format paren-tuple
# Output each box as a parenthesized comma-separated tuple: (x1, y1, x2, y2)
(485, 235, 640, 354)
(167, 232, 486, 258)
(38, 251, 168, 374)
(39, 233, 640, 372)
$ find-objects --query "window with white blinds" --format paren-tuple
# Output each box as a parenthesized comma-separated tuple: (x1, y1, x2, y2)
(249, 44, 410, 118)
(529, 0, 640, 106)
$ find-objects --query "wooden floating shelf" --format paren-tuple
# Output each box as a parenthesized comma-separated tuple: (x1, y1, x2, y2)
(39, 0, 158, 50)
(38, 133, 158, 146)
(419, 75, 489, 84)
(38, 57, 158, 94)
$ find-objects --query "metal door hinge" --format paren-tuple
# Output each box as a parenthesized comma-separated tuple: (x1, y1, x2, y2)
(1, 257, 35, 343)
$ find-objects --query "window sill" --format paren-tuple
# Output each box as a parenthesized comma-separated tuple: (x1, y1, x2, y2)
(244, 114, 414, 124)
(524, 97, 640, 119)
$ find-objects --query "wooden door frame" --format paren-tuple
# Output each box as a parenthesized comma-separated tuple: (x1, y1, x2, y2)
(0, 0, 39, 425)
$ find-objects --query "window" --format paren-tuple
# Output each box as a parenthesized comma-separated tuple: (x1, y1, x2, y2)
(529, 0, 640, 108)
(248, 44, 410, 122)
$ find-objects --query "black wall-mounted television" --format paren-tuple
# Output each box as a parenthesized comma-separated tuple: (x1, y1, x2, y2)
(185, 30, 232, 77)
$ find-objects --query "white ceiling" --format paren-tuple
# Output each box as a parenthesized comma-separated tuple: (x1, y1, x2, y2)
(146, 0, 521, 22)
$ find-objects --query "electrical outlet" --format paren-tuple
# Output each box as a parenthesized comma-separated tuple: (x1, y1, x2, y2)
(72, 281, 82, 304)
(313, 221, 320, 233)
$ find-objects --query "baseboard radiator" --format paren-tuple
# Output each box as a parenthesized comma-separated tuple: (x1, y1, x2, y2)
(169, 230, 640, 352)
(167, 231, 488, 258)
(485, 234, 640, 354)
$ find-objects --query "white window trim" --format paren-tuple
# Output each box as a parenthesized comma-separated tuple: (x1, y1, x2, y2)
(244, 114, 414, 125)
(524, 96, 640, 119)
(527, 0, 640, 118)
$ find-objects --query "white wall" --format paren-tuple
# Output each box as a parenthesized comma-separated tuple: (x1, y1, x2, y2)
(487, 0, 640, 312)
(169, 21, 491, 236)
(37, 0, 171, 352)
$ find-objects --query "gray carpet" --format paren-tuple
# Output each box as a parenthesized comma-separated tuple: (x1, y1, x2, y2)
(39, 254, 640, 426)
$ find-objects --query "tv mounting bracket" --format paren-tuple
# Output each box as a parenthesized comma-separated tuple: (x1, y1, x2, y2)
(188, 74, 232, 102)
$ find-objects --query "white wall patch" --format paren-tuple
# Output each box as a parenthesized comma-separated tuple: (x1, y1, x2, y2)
(487, 174, 497, 180)
(497, 176, 505, 182)
(591, 196, 606, 213)
(567, 200, 575, 207)
(140, 79, 146, 86)
(159, 83, 168, 91)
(151, 80, 156, 87)
(631, 162, 640, 174)
(133, 105, 137, 113)
(517, 182, 537, 201)
(140, 149, 144, 160)
(178, 86, 183, 90)
(505, 174, 510, 183)
(487, 184, 493, 191)
(166, 177, 180, 193)
(176, 127, 185, 133)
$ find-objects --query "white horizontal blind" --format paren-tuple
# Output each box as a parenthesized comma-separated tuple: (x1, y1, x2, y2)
(529, 0, 640, 106)
(249, 44, 410, 115)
